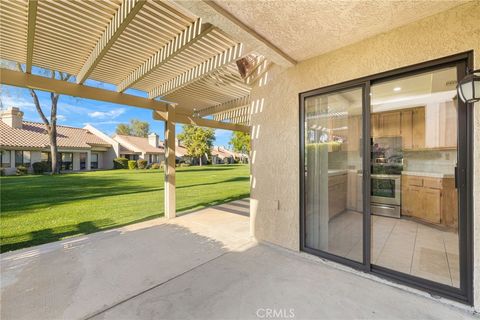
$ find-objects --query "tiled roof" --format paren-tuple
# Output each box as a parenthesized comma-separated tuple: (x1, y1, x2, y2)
(175, 144, 188, 157)
(0, 121, 111, 149)
(114, 135, 164, 154)
(212, 147, 235, 159)
(119, 145, 140, 154)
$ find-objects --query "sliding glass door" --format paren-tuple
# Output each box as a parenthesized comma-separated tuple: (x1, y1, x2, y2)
(370, 66, 460, 288)
(300, 52, 473, 304)
(303, 86, 365, 264)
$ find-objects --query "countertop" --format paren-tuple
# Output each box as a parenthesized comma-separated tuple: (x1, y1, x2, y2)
(401, 171, 454, 178)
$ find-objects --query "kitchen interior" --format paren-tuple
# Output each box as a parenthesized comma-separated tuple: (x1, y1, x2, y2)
(304, 66, 459, 287)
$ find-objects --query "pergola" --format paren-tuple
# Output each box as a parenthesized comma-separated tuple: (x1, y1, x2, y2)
(0, 0, 286, 218)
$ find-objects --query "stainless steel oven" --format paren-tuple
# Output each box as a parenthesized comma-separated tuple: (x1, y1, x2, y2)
(371, 174, 401, 218)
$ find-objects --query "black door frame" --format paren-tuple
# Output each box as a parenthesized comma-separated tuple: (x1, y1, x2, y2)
(299, 51, 474, 304)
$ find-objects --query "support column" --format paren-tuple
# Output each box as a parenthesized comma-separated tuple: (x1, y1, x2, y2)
(86, 150, 91, 171)
(164, 104, 176, 219)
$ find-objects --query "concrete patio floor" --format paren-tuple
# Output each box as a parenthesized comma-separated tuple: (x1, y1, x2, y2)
(1, 199, 477, 320)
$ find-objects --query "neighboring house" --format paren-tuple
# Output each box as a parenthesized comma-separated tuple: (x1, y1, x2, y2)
(211, 146, 235, 164)
(0, 107, 114, 175)
(113, 133, 164, 164)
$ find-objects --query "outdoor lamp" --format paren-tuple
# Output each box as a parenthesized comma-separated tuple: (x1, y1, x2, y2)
(457, 69, 480, 103)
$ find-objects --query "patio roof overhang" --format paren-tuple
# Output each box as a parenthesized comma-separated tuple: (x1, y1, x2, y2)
(0, 0, 276, 129)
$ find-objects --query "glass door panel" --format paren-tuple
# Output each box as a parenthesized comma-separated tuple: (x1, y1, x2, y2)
(304, 87, 364, 262)
(370, 66, 460, 287)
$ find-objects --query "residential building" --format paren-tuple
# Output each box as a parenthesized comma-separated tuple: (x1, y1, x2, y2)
(211, 146, 235, 164)
(0, 107, 115, 175)
(113, 133, 164, 164)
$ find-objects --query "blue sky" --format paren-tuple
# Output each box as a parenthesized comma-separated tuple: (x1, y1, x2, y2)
(0, 78, 233, 147)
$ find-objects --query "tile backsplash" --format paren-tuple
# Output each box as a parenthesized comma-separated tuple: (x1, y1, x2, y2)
(403, 150, 456, 174)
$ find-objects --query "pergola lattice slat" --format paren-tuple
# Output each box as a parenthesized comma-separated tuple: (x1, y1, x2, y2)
(198, 95, 250, 117)
(117, 18, 203, 92)
(148, 43, 243, 99)
(76, 0, 146, 84)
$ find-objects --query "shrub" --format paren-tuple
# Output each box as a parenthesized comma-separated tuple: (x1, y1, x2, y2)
(113, 157, 129, 169)
(137, 159, 148, 169)
(32, 162, 48, 174)
(223, 157, 230, 164)
(128, 160, 137, 170)
(0, 168, 4, 176)
(16, 165, 29, 175)
(150, 162, 161, 169)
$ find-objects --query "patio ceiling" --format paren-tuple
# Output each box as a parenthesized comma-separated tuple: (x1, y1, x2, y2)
(0, 0, 255, 127)
(212, 0, 468, 61)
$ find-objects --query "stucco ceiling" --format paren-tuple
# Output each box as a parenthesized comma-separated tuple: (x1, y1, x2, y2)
(213, 0, 468, 62)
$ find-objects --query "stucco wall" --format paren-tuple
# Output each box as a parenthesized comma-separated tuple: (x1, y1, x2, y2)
(249, 1, 479, 308)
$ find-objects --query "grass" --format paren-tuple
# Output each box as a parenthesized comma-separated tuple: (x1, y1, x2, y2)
(0, 164, 250, 252)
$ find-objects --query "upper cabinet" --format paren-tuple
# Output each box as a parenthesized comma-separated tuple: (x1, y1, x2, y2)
(379, 112, 401, 137)
(371, 104, 455, 150)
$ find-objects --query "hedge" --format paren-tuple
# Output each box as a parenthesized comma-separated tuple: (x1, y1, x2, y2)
(150, 163, 161, 169)
(16, 165, 29, 175)
(137, 159, 148, 169)
(32, 161, 50, 174)
(128, 160, 137, 170)
(113, 157, 129, 169)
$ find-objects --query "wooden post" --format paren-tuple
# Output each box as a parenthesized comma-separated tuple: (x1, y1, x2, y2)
(164, 104, 176, 219)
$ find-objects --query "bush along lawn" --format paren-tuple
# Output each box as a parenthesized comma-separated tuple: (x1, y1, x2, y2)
(0, 164, 250, 252)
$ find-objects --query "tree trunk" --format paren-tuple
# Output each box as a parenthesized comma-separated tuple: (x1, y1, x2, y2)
(49, 127, 60, 174)
(199, 156, 202, 166)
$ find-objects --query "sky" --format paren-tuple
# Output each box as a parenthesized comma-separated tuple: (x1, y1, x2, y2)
(0, 72, 234, 147)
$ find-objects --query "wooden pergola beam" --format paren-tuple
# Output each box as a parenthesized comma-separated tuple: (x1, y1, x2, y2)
(153, 110, 250, 133)
(25, 0, 38, 74)
(148, 43, 243, 99)
(117, 18, 204, 92)
(1, 68, 168, 111)
(76, 0, 146, 84)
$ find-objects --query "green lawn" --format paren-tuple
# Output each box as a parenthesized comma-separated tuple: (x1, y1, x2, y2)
(0, 165, 250, 252)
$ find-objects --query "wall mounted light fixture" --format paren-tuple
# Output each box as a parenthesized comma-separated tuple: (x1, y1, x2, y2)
(457, 69, 480, 103)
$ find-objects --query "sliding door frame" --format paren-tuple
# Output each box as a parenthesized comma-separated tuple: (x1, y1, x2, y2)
(299, 51, 474, 304)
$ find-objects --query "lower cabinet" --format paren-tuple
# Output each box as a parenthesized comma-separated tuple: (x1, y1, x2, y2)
(328, 174, 347, 219)
(401, 175, 457, 227)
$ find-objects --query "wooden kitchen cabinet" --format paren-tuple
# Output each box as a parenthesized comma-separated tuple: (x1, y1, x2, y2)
(421, 188, 441, 224)
(412, 107, 425, 149)
(371, 105, 455, 150)
(400, 110, 413, 149)
(379, 112, 401, 137)
(401, 175, 457, 227)
(371, 113, 380, 138)
(328, 174, 347, 219)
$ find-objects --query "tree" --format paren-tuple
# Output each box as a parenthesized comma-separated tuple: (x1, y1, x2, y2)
(229, 131, 251, 153)
(177, 125, 215, 166)
(130, 119, 149, 137)
(17, 63, 71, 174)
(115, 123, 132, 136)
(115, 119, 149, 137)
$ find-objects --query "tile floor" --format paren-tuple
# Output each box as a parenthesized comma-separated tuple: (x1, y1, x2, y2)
(308, 211, 460, 287)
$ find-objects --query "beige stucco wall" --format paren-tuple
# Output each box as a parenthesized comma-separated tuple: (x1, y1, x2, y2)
(249, 1, 480, 308)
